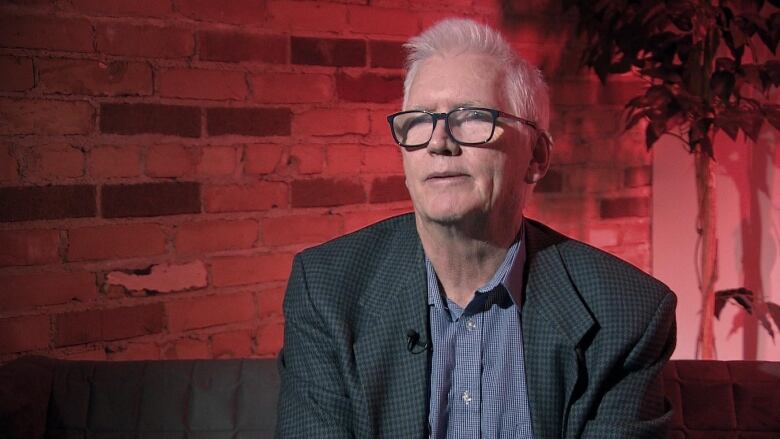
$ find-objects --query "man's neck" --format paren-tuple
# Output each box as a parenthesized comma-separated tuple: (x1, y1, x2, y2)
(417, 214, 523, 308)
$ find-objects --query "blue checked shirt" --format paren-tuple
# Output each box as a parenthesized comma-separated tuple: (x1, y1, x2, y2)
(426, 226, 533, 439)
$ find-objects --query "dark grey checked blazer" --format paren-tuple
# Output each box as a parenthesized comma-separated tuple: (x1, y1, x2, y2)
(277, 213, 676, 438)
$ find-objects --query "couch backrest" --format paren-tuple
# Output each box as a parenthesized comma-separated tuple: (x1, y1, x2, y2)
(3, 357, 780, 438)
(663, 359, 780, 438)
(0, 356, 280, 438)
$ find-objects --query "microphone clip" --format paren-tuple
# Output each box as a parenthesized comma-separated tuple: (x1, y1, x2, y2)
(406, 329, 431, 354)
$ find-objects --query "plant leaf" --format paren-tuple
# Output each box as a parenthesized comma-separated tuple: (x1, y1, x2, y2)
(767, 302, 780, 337)
(764, 104, 780, 131)
(715, 288, 754, 319)
(754, 302, 775, 339)
(645, 123, 660, 150)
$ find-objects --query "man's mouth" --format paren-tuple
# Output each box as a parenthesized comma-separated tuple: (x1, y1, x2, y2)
(426, 171, 469, 180)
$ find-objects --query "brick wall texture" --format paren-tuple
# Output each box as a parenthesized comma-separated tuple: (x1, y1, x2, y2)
(0, 0, 653, 362)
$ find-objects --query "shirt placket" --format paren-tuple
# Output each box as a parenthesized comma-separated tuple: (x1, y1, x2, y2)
(449, 309, 483, 439)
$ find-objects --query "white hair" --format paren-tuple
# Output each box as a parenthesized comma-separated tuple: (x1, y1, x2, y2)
(402, 18, 550, 131)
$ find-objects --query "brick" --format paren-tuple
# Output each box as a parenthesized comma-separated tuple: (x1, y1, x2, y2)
(0, 229, 60, 267)
(325, 144, 362, 175)
(108, 342, 160, 360)
(291, 37, 365, 67)
(159, 68, 247, 100)
(0, 145, 19, 182)
(146, 144, 197, 177)
(38, 59, 153, 97)
(175, 219, 258, 254)
(261, 214, 342, 246)
(244, 144, 283, 174)
(0, 15, 93, 52)
(167, 292, 255, 332)
(336, 72, 403, 103)
(564, 167, 622, 193)
(533, 168, 563, 193)
(71, 0, 174, 17)
(67, 223, 166, 261)
(0, 315, 50, 354)
(621, 221, 650, 244)
(90, 145, 142, 178)
(207, 107, 291, 137)
(64, 348, 107, 361)
(255, 318, 283, 356)
(624, 165, 652, 187)
(106, 261, 207, 293)
(197, 146, 237, 176)
(177, 0, 266, 24)
(562, 108, 621, 137)
(54, 303, 165, 347)
(369, 108, 394, 139)
(199, 30, 287, 63)
(588, 227, 620, 248)
(291, 177, 366, 207)
(25, 144, 85, 180)
(210, 252, 294, 286)
(267, 1, 348, 32)
(370, 40, 405, 68)
(100, 103, 200, 137)
(0, 98, 94, 135)
(255, 287, 284, 317)
(211, 329, 253, 358)
(600, 196, 650, 219)
(552, 80, 643, 107)
(0, 271, 97, 310)
(96, 23, 194, 58)
(0, 185, 96, 222)
(347, 6, 419, 36)
(287, 144, 324, 174)
(369, 175, 408, 203)
(164, 338, 210, 359)
(293, 109, 369, 136)
(0, 56, 34, 91)
(203, 182, 287, 212)
(102, 182, 201, 218)
(362, 145, 403, 173)
(250, 72, 332, 104)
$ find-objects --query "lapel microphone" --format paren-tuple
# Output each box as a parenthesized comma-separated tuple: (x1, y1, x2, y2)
(406, 329, 431, 354)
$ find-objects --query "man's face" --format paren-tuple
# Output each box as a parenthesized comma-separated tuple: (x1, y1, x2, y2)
(402, 52, 535, 228)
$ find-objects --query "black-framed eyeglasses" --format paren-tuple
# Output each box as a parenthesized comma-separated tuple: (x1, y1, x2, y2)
(387, 107, 544, 149)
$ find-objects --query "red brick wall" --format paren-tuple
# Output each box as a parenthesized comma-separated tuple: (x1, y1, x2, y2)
(0, 0, 651, 362)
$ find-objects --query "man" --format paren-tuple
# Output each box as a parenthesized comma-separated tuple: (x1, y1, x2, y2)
(277, 18, 676, 439)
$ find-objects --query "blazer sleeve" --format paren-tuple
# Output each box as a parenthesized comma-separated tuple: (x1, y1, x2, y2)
(276, 255, 353, 438)
(580, 291, 677, 439)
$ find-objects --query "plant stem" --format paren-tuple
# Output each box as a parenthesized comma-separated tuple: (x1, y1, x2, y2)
(695, 148, 718, 359)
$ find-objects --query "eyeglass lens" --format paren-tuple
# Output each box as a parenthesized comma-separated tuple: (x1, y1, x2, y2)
(392, 109, 495, 147)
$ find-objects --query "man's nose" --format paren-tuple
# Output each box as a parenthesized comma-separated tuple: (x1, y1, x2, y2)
(426, 120, 460, 155)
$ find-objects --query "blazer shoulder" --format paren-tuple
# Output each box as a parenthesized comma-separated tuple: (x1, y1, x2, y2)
(552, 230, 675, 330)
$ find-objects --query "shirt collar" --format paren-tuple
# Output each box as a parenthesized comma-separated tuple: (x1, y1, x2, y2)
(425, 220, 527, 310)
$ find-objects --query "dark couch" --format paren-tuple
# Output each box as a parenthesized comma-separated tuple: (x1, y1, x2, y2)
(1, 356, 778, 438)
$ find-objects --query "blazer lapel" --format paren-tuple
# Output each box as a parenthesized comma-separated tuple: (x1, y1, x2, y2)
(354, 214, 430, 438)
(522, 219, 596, 438)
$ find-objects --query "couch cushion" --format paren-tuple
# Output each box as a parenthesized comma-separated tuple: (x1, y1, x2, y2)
(22, 358, 280, 438)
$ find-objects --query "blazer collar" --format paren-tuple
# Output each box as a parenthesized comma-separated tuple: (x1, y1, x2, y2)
(523, 218, 595, 346)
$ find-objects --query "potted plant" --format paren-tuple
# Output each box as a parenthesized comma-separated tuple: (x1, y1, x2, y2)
(561, 0, 780, 358)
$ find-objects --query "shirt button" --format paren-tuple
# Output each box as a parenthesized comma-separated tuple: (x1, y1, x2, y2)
(465, 318, 477, 331)
(461, 390, 473, 405)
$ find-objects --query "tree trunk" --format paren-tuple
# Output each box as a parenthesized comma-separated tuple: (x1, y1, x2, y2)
(695, 150, 718, 359)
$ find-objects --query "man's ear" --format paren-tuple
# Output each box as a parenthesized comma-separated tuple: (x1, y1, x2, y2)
(524, 133, 552, 184)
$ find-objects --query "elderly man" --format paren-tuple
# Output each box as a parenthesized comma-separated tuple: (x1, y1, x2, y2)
(277, 18, 676, 439)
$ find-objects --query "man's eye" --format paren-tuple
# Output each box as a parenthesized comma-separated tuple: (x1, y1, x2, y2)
(464, 110, 491, 121)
